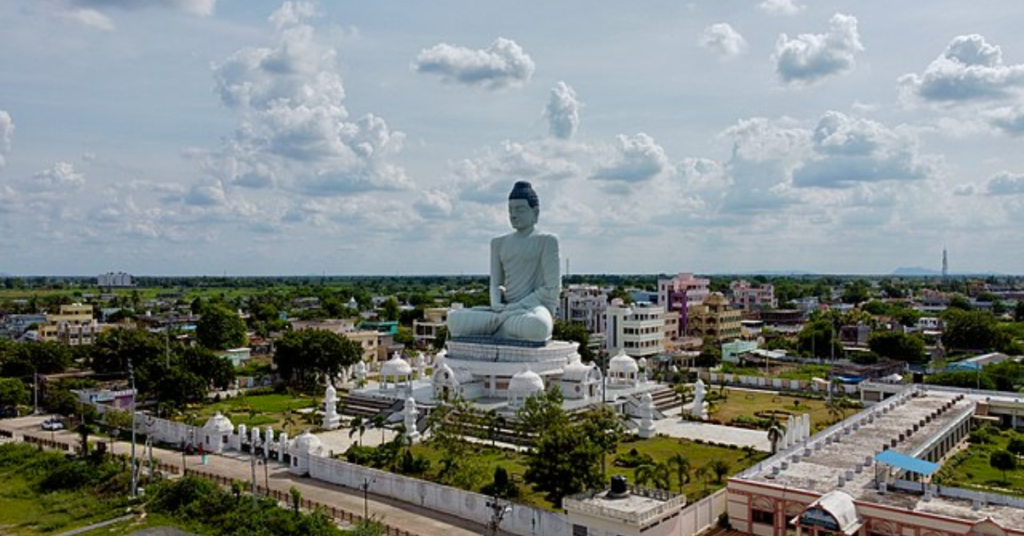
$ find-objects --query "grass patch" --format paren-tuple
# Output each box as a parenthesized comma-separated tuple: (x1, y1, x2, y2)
(405, 435, 766, 510)
(709, 390, 835, 429)
(191, 393, 319, 433)
(937, 427, 1024, 494)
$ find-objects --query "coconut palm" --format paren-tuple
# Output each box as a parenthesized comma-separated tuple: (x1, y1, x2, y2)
(694, 464, 711, 492)
(349, 415, 367, 446)
(708, 459, 731, 484)
(767, 423, 787, 454)
(372, 413, 387, 443)
(635, 461, 671, 490)
(666, 453, 691, 493)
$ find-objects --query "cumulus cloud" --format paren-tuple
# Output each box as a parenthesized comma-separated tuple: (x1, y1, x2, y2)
(67, 0, 216, 16)
(0, 110, 12, 168)
(209, 3, 409, 195)
(413, 37, 535, 90)
(32, 162, 85, 190)
(185, 181, 227, 206)
(988, 106, 1024, 135)
(792, 111, 934, 188)
(952, 184, 976, 196)
(758, 0, 804, 16)
(268, 1, 316, 29)
(414, 189, 454, 219)
(699, 23, 748, 59)
(899, 35, 1024, 103)
(544, 81, 581, 140)
(986, 171, 1024, 195)
(56, 7, 115, 31)
(454, 140, 583, 203)
(590, 133, 670, 183)
(773, 13, 864, 85)
(718, 118, 807, 214)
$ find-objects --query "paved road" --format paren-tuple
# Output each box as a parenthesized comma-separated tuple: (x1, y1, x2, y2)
(0, 415, 499, 536)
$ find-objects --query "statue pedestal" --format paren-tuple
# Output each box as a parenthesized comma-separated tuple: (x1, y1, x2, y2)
(434, 338, 578, 400)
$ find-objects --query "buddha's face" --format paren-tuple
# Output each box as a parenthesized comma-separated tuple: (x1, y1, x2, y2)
(508, 198, 538, 231)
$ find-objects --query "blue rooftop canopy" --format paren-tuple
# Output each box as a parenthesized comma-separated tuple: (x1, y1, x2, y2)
(874, 450, 940, 476)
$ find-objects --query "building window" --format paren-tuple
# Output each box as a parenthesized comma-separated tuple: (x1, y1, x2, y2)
(752, 509, 775, 526)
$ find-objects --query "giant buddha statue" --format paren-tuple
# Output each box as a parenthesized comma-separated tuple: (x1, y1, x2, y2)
(447, 181, 561, 342)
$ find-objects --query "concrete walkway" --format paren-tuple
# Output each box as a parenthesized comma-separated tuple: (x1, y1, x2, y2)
(652, 419, 771, 452)
(0, 415, 499, 536)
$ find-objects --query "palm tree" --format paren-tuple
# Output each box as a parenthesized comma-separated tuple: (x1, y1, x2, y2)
(371, 414, 387, 443)
(666, 453, 691, 493)
(635, 461, 671, 490)
(709, 459, 731, 484)
(767, 423, 786, 454)
(826, 398, 846, 424)
(349, 416, 367, 447)
(694, 465, 711, 493)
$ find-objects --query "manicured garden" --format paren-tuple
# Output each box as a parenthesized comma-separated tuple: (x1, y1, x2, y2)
(189, 391, 319, 433)
(401, 435, 766, 510)
(935, 424, 1024, 495)
(706, 389, 841, 430)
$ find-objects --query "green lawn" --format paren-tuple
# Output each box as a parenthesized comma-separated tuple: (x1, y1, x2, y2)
(709, 390, 836, 429)
(937, 428, 1024, 494)
(406, 435, 766, 510)
(190, 393, 319, 433)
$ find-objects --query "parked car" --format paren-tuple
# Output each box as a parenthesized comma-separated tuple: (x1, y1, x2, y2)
(41, 418, 64, 431)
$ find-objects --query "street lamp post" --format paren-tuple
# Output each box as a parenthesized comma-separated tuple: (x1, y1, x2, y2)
(360, 477, 375, 520)
(128, 358, 138, 499)
(486, 497, 511, 536)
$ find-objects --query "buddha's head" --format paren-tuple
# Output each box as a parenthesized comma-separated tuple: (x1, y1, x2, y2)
(508, 181, 539, 231)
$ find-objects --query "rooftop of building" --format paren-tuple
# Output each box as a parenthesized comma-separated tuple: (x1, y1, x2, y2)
(735, 386, 1024, 529)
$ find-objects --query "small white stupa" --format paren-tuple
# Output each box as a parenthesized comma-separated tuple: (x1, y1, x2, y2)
(508, 366, 545, 408)
(323, 382, 341, 430)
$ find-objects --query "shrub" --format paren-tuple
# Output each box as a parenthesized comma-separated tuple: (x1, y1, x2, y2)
(614, 448, 654, 468)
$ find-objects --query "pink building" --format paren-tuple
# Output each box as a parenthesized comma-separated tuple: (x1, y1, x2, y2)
(730, 279, 778, 312)
(657, 273, 710, 334)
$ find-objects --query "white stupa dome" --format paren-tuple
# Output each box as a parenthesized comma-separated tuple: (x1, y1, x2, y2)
(561, 360, 592, 382)
(637, 356, 648, 368)
(609, 350, 639, 373)
(509, 366, 545, 395)
(325, 383, 336, 397)
(381, 353, 412, 376)
(292, 430, 322, 454)
(203, 411, 234, 434)
(354, 360, 367, 373)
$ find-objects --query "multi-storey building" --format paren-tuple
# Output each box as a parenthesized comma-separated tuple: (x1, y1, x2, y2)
(413, 306, 452, 346)
(39, 303, 100, 345)
(291, 319, 379, 363)
(729, 279, 778, 312)
(605, 302, 665, 358)
(97, 272, 133, 287)
(657, 273, 710, 335)
(687, 292, 742, 342)
(559, 285, 608, 334)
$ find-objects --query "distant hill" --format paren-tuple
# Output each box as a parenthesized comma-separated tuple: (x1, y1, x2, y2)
(891, 266, 941, 276)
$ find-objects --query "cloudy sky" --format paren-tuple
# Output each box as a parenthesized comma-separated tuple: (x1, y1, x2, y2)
(1, 0, 1023, 276)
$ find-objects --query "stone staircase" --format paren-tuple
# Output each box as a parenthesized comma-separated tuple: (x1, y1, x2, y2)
(336, 391, 395, 419)
(648, 385, 684, 414)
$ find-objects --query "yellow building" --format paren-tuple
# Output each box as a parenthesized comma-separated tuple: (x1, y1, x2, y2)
(291, 319, 379, 363)
(39, 303, 100, 345)
(687, 292, 741, 342)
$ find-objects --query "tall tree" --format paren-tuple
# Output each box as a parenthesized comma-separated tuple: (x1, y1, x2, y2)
(868, 331, 926, 363)
(990, 450, 1017, 483)
(274, 329, 362, 390)
(553, 321, 593, 362)
(196, 304, 248, 350)
(0, 377, 29, 413)
(523, 418, 604, 506)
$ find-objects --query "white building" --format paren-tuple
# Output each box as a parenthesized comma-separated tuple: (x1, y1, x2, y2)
(97, 272, 133, 287)
(559, 285, 609, 334)
(606, 302, 666, 358)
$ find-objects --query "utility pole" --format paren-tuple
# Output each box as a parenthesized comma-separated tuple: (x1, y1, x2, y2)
(250, 438, 258, 507)
(361, 478, 375, 520)
(128, 358, 138, 499)
(33, 372, 39, 415)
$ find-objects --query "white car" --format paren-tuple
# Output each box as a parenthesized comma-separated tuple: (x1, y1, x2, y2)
(41, 419, 64, 431)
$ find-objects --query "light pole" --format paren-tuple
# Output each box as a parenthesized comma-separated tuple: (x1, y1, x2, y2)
(486, 497, 511, 536)
(250, 437, 258, 507)
(128, 358, 138, 499)
(360, 477, 375, 520)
